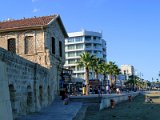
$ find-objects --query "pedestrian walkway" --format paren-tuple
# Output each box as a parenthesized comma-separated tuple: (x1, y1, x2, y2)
(17, 96, 82, 120)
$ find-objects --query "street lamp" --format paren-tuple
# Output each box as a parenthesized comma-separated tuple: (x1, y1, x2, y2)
(158, 71, 160, 81)
(134, 71, 138, 91)
(133, 74, 136, 91)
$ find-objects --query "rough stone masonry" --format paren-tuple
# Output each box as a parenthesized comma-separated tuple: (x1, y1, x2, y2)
(0, 15, 68, 119)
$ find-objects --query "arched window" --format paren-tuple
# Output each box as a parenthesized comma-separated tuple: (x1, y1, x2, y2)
(48, 86, 51, 103)
(27, 86, 32, 106)
(8, 38, 16, 53)
(25, 36, 34, 54)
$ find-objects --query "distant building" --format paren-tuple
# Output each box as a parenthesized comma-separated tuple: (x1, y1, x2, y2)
(121, 65, 135, 80)
(117, 74, 126, 87)
(64, 30, 107, 82)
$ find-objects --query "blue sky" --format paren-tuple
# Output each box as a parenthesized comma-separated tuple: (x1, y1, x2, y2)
(1, 0, 160, 81)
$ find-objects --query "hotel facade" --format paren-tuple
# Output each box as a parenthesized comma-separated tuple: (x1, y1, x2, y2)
(64, 30, 107, 82)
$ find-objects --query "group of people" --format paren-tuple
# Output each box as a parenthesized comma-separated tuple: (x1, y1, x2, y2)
(89, 85, 111, 94)
(89, 85, 121, 95)
(61, 84, 122, 98)
(145, 96, 153, 103)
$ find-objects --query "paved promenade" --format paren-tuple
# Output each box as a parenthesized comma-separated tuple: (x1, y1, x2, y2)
(17, 96, 82, 120)
(16, 92, 137, 120)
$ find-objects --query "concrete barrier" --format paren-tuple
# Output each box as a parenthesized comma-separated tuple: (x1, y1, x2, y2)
(100, 92, 139, 110)
(142, 91, 160, 95)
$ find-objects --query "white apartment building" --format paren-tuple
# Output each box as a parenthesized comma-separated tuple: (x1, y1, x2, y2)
(64, 30, 107, 82)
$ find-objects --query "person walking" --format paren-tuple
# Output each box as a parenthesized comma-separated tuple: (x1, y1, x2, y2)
(106, 85, 110, 94)
(98, 87, 102, 97)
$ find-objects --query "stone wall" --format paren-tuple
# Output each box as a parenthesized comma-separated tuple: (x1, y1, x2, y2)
(0, 60, 13, 120)
(44, 20, 65, 93)
(0, 30, 45, 65)
(0, 48, 55, 119)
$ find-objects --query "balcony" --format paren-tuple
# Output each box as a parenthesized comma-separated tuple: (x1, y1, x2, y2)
(85, 46, 92, 50)
(84, 38, 92, 43)
(93, 53, 103, 58)
(93, 46, 102, 51)
(92, 39, 102, 44)
(65, 56, 81, 59)
(65, 48, 76, 52)
(74, 70, 85, 73)
(84, 39, 101, 44)
(65, 48, 84, 52)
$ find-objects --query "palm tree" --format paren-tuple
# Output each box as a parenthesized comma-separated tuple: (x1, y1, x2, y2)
(125, 75, 142, 90)
(92, 57, 102, 80)
(113, 65, 121, 88)
(98, 62, 109, 85)
(77, 52, 94, 95)
(124, 79, 134, 89)
(108, 61, 116, 88)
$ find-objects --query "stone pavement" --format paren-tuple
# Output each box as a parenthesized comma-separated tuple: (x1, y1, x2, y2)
(16, 92, 136, 120)
(17, 96, 82, 120)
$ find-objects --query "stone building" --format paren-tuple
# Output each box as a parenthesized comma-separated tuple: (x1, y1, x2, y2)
(0, 15, 68, 119)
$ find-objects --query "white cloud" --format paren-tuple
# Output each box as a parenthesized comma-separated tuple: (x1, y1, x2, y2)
(32, 8, 39, 13)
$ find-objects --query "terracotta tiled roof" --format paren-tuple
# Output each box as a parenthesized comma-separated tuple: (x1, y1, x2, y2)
(0, 15, 57, 30)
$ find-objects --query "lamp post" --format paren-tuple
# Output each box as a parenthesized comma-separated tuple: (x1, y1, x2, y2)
(158, 71, 160, 81)
(134, 71, 138, 91)
(124, 70, 127, 89)
(133, 74, 135, 91)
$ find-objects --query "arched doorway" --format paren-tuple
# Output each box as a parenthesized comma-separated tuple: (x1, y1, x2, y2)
(48, 86, 51, 103)
(9, 84, 16, 114)
(39, 86, 43, 106)
(27, 86, 32, 112)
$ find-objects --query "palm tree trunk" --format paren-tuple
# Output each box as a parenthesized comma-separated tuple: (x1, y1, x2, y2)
(109, 74, 113, 87)
(85, 67, 89, 95)
(103, 73, 106, 85)
(114, 75, 117, 88)
(95, 70, 98, 80)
